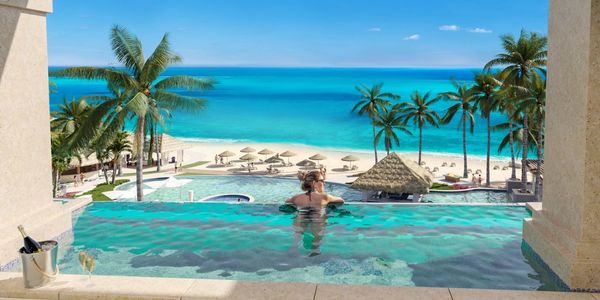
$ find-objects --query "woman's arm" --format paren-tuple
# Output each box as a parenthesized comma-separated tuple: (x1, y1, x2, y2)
(326, 194, 344, 204)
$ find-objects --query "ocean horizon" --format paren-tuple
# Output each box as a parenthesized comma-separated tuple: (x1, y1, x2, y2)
(49, 67, 515, 159)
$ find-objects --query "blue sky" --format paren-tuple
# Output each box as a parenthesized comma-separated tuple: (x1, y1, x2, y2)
(48, 0, 548, 67)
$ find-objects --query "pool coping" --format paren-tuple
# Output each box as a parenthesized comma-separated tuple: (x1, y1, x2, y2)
(0, 272, 596, 300)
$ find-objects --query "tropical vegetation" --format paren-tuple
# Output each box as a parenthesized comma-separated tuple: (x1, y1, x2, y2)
(50, 25, 214, 201)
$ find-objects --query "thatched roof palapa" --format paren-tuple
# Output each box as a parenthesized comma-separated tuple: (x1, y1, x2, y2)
(258, 149, 274, 155)
(240, 147, 256, 153)
(158, 134, 190, 153)
(351, 152, 433, 194)
(296, 159, 316, 167)
(309, 154, 327, 161)
(240, 153, 258, 161)
(219, 151, 236, 157)
(341, 155, 360, 162)
(280, 151, 297, 157)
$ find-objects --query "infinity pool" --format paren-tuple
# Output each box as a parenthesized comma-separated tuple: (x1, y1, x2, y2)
(115, 175, 508, 203)
(57, 203, 559, 290)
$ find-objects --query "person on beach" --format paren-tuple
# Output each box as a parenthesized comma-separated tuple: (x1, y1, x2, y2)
(478, 174, 483, 186)
(285, 170, 344, 256)
(214, 154, 218, 165)
(471, 174, 477, 186)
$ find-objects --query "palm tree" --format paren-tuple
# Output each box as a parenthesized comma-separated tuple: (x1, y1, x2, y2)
(373, 107, 412, 155)
(439, 81, 477, 178)
(50, 97, 91, 135)
(352, 83, 399, 163)
(51, 25, 213, 201)
(51, 98, 93, 180)
(485, 29, 547, 192)
(517, 75, 546, 200)
(401, 91, 441, 165)
(107, 131, 132, 184)
(50, 132, 73, 197)
(471, 72, 502, 186)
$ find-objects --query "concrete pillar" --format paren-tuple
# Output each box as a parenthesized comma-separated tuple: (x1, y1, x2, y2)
(523, 0, 600, 290)
(0, 0, 72, 268)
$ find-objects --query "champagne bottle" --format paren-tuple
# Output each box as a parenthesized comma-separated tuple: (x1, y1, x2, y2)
(17, 225, 42, 254)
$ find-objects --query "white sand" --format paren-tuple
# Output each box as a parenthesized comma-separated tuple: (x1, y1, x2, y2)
(178, 140, 528, 187)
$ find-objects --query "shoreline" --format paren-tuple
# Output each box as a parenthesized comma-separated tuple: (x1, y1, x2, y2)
(176, 136, 515, 162)
(178, 139, 523, 186)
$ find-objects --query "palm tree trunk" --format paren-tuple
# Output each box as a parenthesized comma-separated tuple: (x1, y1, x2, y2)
(111, 157, 118, 185)
(386, 137, 390, 155)
(101, 159, 109, 184)
(508, 119, 517, 179)
(418, 126, 423, 165)
(372, 123, 378, 163)
(535, 114, 544, 201)
(52, 168, 58, 198)
(486, 116, 491, 187)
(136, 117, 145, 201)
(155, 127, 161, 172)
(521, 113, 529, 192)
(147, 125, 154, 166)
(462, 113, 468, 178)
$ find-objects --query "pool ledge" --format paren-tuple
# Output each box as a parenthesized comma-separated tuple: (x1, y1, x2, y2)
(0, 272, 597, 300)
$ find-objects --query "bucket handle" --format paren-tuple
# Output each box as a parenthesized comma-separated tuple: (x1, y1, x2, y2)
(31, 256, 59, 278)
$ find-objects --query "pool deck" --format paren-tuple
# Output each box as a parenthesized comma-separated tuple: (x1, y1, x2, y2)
(0, 272, 596, 300)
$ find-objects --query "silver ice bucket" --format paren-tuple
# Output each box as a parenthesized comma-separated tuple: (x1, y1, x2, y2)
(19, 240, 59, 288)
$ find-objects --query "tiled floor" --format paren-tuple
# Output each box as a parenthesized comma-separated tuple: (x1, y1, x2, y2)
(0, 272, 597, 300)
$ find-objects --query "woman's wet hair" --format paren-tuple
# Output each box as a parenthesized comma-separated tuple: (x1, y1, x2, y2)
(297, 170, 324, 192)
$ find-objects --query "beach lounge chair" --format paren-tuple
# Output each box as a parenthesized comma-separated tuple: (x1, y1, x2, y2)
(425, 166, 431, 171)
(351, 165, 358, 170)
(240, 164, 246, 169)
(493, 165, 500, 170)
(502, 166, 508, 170)
(343, 165, 350, 171)
(467, 168, 472, 174)
(476, 169, 482, 174)
(433, 167, 439, 172)
(441, 162, 448, 167)
(420, 161, 426, 166)
(450, 162, 456, 167)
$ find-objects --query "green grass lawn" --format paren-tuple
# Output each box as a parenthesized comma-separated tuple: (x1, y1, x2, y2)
(82, 179, 130, 201)
(182, 161, 209, 168)
(431, 182, 453, 190)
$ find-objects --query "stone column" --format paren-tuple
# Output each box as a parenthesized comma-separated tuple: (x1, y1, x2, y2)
(0, 0, 72, 268)
(523, 0, 600, 290)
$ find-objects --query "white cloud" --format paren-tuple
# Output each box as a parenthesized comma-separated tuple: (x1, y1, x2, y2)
(403, 34, 420, 40)
(368, 27, 381, 32)
(439, 25, 459, 31)
(469, 28, 492, 33)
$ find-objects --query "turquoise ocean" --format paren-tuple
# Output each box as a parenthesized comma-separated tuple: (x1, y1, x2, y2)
(49, 67, 511, 158)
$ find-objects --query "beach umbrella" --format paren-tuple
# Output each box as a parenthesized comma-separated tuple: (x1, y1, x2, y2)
(265, 156, 284, 164)
(240, 153, 258, 172)
(309, 154, 327, 167)
(296, 159, 316, 169)
(280, 150, 297, 165)
(341, 155, 360, 169)
(240, 147, 256, 153)
(258, 148, 274, 160)
(219, 150, 236, 163)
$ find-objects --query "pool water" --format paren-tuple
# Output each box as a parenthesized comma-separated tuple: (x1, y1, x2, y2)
(57, 202, 560, 290)
(115, 175, 508, 203)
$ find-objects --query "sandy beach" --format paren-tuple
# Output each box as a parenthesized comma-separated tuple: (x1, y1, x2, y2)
(177, 140, 525, 187)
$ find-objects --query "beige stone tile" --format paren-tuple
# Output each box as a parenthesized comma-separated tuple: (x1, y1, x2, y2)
(58, 274, 194, 300)
(592, 293, 600, 300)
(0, 272, 65, 300)
(314, 284, 451, 300)
(183, 279, 316, 300)
(450, 288, 596, 300)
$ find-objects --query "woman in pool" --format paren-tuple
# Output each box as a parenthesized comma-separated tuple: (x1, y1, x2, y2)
(285, 170, 344, 256)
